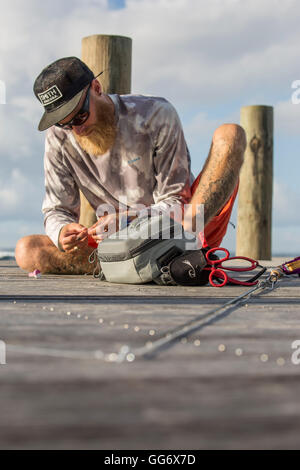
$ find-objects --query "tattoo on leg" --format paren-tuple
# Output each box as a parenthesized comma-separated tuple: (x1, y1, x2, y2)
(201, 173, 237, 225)
(192, 134, 244, 226)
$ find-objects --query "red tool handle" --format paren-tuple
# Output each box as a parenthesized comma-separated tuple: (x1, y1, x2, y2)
(209, 268, 228, 287)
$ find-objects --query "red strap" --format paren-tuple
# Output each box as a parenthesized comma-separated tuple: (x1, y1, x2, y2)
(88, 235, 98, 249)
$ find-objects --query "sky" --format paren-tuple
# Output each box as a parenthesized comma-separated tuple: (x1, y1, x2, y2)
(0, 0, 299, 255)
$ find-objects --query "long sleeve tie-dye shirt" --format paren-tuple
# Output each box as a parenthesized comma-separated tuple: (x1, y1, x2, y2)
(42, 94, 192, 247)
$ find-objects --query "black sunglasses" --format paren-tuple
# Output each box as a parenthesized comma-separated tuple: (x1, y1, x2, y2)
(56, 71, 103, 130)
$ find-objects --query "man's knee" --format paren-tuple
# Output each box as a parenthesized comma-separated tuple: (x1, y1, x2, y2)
(15, 235, 54, 271)
(213, 123, 246, 155)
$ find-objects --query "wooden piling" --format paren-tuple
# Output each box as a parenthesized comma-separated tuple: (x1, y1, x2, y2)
(79, 34, 132, 228)
(236, 105, 273, 260)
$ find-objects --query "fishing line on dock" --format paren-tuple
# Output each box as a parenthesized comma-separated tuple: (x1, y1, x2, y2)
(7, 271, 288, 364)
(128, 274, 280, 360)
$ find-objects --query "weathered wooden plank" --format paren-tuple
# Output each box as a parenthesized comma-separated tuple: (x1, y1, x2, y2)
(0, 260, 300, 449)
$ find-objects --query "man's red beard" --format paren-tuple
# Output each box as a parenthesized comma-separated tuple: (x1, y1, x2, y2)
(73, 97, 117, 156)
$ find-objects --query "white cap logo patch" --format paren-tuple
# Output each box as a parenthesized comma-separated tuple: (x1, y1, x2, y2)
(38, 85, 63, 106)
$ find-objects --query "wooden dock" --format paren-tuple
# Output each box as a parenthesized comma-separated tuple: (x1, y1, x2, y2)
(0, 258, 300, 450)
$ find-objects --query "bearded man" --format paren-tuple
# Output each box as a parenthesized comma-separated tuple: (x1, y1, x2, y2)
(15, 57, 246, 275)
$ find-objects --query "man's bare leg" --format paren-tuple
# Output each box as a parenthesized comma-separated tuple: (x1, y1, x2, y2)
(185, 124, 246, 231)
(15, 235, 96, 274)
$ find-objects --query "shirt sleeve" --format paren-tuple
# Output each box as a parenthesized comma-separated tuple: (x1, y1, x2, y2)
(150, 100, 192, 217)
(42, 128, 80, 248)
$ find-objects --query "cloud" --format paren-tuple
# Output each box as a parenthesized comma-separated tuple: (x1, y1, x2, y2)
(273, 179, 300, 227)
(0, 0, 299, 253)
(0, 219, 44, 248)
(0, 168, 42, 219)
(184, 112, 222, 144)
(275, 98, 300, 136)
(1, 0, 299, 100)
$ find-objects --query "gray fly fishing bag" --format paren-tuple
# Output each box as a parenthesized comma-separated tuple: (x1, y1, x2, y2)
(97, 214, 198, 284)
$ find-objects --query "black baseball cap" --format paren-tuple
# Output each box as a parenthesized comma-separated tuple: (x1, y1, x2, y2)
(34, 57, 95, 131)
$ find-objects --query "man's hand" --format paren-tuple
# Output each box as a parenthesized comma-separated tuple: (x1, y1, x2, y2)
(59, 223, 89, 252)
(88, 211, 136, 243)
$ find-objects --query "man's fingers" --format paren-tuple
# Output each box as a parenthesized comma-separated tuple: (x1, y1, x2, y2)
(65, 234, 77, 243)
(58, 224, 88, 252)
(64, 240, 87, 252)
(63, 229, 87, 241)
(64, 228, 87, 236)
(90, 231, 110, 242)
(88, 225, 109, 236)
(62, 231, 88, 251)
(89, 221, 100, 230)
(63, 240, 79, 251)
(88, 222, 104, 235)
(89, 215, 108, 230)
(91, 235, 107, 243)
(76, 232, 88, 242)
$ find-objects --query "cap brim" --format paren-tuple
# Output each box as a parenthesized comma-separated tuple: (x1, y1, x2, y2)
(38, 88, 85, 131)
